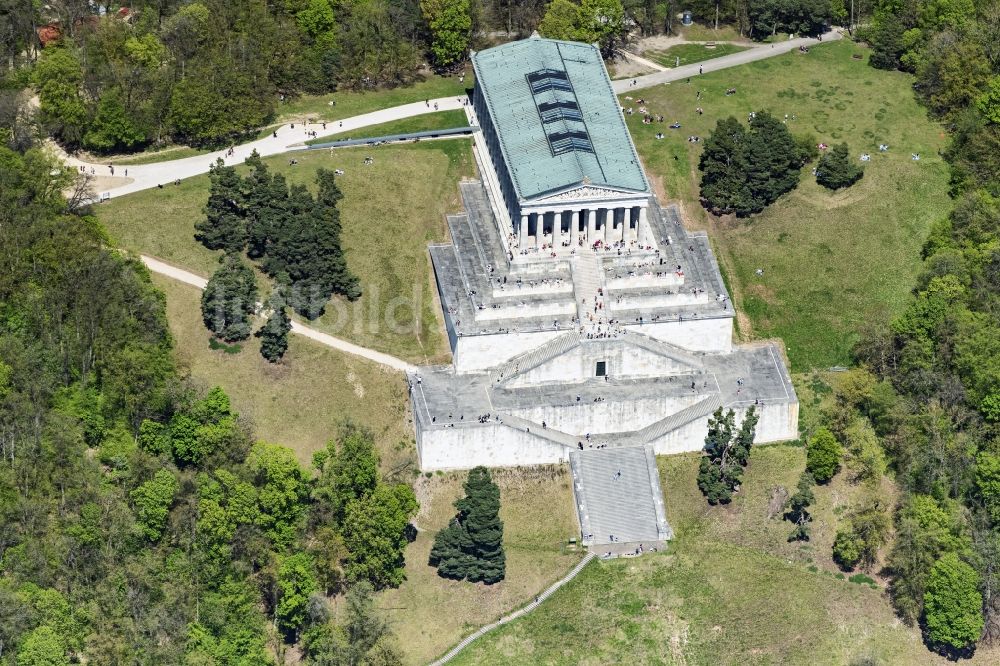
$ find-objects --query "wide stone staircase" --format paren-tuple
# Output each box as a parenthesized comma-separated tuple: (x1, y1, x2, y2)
(570, 445, 672, 547)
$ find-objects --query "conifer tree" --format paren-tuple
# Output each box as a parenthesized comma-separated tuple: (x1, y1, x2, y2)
(697, 407, 758, 504)
(430, 466, 505, 584)
(785, 472, 815, 542)
(196, 159, 246, 253)
(699, 112, 802, 216)
(816, 142, 864, 190)
(201, 254, 258, 341)
(258, 291, 292, 363)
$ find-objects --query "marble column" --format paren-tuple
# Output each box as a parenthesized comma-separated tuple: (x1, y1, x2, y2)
(535, 213, 542, 249)
(571, 209, 581, 246)
(602, 209, 611, 245)
(587, 208, 597, 242)
(637, 207, 647, 245)
(519, 214, 528, 248)
(551, 211, 561, 248)
(618, 208, 627, 243)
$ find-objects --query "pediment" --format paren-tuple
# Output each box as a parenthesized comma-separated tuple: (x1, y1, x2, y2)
(532, 184, 642, 204)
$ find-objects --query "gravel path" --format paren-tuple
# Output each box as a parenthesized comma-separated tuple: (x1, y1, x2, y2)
(612, 29, 843, 93)
(58, 96, 468, 199)
(140, 255, 418, 373)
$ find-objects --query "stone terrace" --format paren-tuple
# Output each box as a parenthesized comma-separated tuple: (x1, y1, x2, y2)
(409, 335, 794, 444)
(429, 181, 735, 340)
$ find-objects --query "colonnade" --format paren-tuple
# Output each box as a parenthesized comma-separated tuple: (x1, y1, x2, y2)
(517, 205, 648, 250)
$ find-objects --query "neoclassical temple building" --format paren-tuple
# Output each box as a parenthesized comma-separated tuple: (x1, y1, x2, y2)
(408, 36, 798, 547)
(470, 37, 653, 251)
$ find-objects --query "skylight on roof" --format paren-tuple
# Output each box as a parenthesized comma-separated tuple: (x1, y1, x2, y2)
(526, 68, 594, 157)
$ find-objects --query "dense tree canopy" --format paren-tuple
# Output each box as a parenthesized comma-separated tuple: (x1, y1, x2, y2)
(201, 253, 259, 342)
(816, 142, 864, 190)
(422, 0, 475, 68)
(806, 426, 842, 483)
(924, 552, 984, 650)
(698, 112, 804, 216)
(0, 142, 414, 662)
(197, 154, 360, 320)
(538, 0, 627, 57)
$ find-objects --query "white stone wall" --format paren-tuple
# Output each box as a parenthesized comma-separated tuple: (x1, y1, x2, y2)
(646, 400, 799, 456)
(416, 398, 799, 470)
(453, 329, 565, 372)
(416, 420, 570, 470)
(506, 393, 706, 435)
(474, 300, 575, 321)
(507, 342, 696, 386)
(733, 401, 800, 444)
(632, 317, 733, 353)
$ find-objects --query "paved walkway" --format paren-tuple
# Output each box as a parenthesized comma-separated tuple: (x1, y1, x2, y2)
(617, 49, 668, 72)
(612, 29, 843, 93)
(139, 256, 418, 373)
(59, 96, 468, 199)
(430, 552, 596, 666)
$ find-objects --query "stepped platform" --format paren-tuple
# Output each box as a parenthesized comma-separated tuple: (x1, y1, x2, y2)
(570, 445, 672, 547)
(429, 180, 735, 344)
(409, 336, 795, 447)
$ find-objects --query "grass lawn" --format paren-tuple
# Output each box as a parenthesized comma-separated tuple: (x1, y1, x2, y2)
(677, 23, 748, 42)
(379, 465, 584, 665)
(108, 145, 211, 165)
(275, 71, 471, 124)
(624, 39, 951, 370)
(305, 109, 469, 145)
(150, 275, 415, 470)
(646, 42, 750, 68)
(449, 444, 995, 665)
(99, 139, 475, 364)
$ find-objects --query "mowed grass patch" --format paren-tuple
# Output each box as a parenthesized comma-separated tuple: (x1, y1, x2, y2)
(625, 40, 950, 370)
(275, 72, 471, 123)
(646, 42, 750, 67)
(104, 145, 212, 166)
(451, 446, 939, 665)
(305, 109, 469, 145)
(98, 140, 475, 363)
(677, 23, 747, 42)
(381, 466, 583, 665)
(151, 274, 415, 470)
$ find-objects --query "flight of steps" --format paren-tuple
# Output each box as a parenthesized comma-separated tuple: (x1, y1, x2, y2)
(611, 394, 723, 448)
(573, 250, 604, 325)
(570, 445, 672, 546)
(624, 330, 706, 371)
(489, 331, 579, 384)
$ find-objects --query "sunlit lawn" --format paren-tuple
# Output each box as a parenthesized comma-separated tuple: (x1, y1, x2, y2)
(450, 445, 968, 665)
(646, 42, 750, 67)
(626, 40, 950, 370)
(99, 139, 475, 364)
(150, 275, 414, 470)
(381, 466, 583, 665)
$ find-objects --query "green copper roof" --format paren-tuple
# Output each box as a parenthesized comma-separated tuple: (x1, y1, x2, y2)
(472, 36, 650, 202)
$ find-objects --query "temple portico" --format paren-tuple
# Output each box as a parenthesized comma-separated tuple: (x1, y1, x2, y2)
(517, 202, 650, 253)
